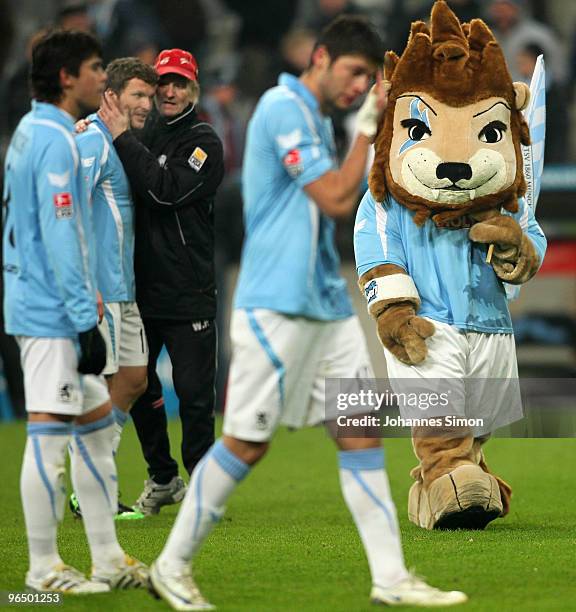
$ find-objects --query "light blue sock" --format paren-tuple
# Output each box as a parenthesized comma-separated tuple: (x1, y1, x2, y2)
(158, 439, 250, 570)
(339, 447, 408, 587)
(71, 413, 124, 573)
(21, 422, 72, 578)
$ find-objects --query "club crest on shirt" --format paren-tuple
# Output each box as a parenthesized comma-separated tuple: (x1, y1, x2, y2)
(53, 192, 73, 219)
(188, 147, 208, 172)
(47, 170, 70, 187)
(157, 154, 167, 167)
(284, 148, 303, 177)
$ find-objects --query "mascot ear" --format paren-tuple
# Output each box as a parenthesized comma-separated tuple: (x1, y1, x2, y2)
(513, 81, 530, 111)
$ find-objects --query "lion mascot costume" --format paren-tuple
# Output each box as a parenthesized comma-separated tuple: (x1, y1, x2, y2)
(354, 0, 547, 530)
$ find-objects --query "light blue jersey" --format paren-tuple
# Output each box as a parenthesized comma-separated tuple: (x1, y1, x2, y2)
(234, 73, 354, 321)
(354, 192, 547, 333)
(3, 101, 98, 337)
(77, 114, 135, 302)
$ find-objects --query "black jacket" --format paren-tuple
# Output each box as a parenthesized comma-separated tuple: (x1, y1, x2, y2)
(113, 105, 224, 320)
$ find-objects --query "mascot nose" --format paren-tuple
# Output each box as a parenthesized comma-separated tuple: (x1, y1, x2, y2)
(436, 162, 472, 183)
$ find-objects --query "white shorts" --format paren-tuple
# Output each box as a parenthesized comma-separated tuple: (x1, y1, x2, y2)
(99, 302, 148, 375)
(18, 337, 110, 416)
(223, 309, 374, 442)
(383, 319, 521, 431)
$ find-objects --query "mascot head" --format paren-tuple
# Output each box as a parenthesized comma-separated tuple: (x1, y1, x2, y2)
(369, 0, 531, 226)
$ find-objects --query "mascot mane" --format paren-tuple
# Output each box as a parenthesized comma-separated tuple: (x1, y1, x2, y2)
(369, 0, 531, 225)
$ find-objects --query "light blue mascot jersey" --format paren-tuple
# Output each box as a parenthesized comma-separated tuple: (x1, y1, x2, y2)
(235, 73, 354, 321)
(354, 191, 547, 333)
(76, 114, 135, 302)
(3, 102, 98, 337)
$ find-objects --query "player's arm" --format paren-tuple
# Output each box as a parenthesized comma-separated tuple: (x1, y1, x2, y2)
(304, 133, 373, 218)
(305, 81, 389, 218)
(36, 135, 98, 333)
(112, 129, 224, 209)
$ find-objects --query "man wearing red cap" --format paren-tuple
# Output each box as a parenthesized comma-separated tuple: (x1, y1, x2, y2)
(99, 48, 225, 516)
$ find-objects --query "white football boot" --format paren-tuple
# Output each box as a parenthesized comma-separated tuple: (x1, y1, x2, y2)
(91, 554, 149, 589)
(371, 574, 468, 607)
(26, 564, 109, 594)
(149, 561, 214, 611)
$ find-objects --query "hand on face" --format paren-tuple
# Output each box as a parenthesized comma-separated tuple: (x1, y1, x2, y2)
(98, 90, 130, 139)
(356, 73, 390, 140)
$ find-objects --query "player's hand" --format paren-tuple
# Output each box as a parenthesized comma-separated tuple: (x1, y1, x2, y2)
(74, 118, 92, 134)
(96, 290, 104, 323)
(356, 72, 391, 141)
(78, 326, 107, 375)
(376, 302, 435, 365)
(98, 91, 129, 139)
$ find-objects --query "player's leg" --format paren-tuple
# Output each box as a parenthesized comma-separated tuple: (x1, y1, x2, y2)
(317, 318, 409, 588)
(98, 302, 123, 448)
(151, 308, 295, 609)
(19, 337, 109, 594)
(321, 318, 467, 606)
(331, 435, 465, 606)
(108, 303, 148, 453)
(70, 376, 148, 589)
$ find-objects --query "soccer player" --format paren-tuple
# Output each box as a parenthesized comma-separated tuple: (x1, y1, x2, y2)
(148, 17, 467, 609)
(3, 30, 147, 592)
(98, 49, 224, 516)
(71, 57, 158, 520)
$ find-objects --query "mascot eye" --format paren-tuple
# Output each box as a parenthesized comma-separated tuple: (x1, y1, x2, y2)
(479, 120, 507, 143)
(401, 118, 431, 141)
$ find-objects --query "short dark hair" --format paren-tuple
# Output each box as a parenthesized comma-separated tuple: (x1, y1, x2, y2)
(312, 15, 384, 67)
(30, 30, 102, 103)
(106, 57, 158, 94)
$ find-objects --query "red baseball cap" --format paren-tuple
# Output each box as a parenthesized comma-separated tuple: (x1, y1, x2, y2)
(155, 49, 199, 81)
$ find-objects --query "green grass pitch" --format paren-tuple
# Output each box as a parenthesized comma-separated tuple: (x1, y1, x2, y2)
(0, 419, 574, 611)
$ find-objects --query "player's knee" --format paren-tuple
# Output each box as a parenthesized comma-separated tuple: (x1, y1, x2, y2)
(222, 435, 269, 465)
(116, 368, 148, 404)
(334, 436, 381, 452)
(129, 375, 148, 403)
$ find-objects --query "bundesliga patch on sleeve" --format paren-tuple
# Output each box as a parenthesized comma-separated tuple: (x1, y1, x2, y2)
(53, 192, 73, 219)
(188, 147, 208, 172)
(283, 149, 303, 177)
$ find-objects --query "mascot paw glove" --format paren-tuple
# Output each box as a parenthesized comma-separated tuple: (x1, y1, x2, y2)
(376, 302, 435, 365)
(78, 326, 107, 375)
(469, 215, 540, 284)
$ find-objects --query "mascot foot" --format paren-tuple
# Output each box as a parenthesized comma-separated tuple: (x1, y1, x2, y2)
(408, 465, 503, 530)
